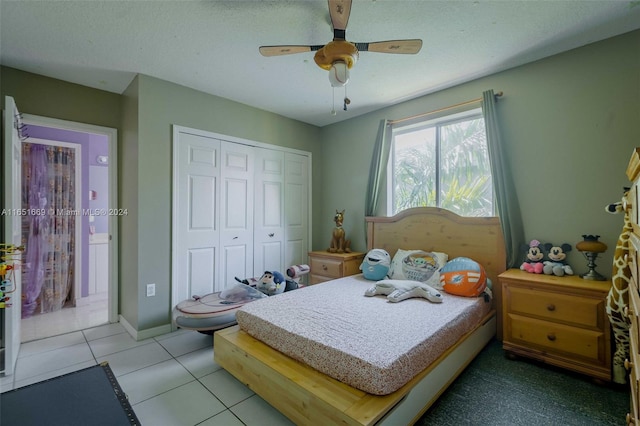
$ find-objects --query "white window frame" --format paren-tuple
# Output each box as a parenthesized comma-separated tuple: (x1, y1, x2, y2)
(386, 107, 494, 216)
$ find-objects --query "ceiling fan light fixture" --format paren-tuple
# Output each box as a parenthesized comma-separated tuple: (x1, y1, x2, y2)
(329, 61, 350, 87)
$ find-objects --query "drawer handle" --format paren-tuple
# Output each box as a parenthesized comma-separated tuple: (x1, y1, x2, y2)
(625, 358, 634, 371)
(322, 264, 328, 271)
(546, 304, 556, 312)
(547, 333, 556, 342)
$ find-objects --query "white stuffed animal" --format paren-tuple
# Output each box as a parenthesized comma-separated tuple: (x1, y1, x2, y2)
(365, 279, 443, 303)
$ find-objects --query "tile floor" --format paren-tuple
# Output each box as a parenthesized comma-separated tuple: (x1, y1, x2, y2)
(20, 292, 109, 342)
(1, 323, 294, 426)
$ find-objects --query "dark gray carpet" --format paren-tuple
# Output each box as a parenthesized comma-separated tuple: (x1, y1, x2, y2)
(417, 339, 629, 426)
(1, 362, 139, 426)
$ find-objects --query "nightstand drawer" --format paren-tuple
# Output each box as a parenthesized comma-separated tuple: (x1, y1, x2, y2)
(505, 285, 605, 329)
(310, 257, 343, 278)
(507, 314, 607, 364)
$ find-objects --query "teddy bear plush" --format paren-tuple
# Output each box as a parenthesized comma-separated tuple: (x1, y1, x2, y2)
(520, 239, 545, 274)
(256, 271, 286, 296)
(542, 243, 574, 276)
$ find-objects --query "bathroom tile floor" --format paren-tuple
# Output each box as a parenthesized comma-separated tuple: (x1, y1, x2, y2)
(1, 323, 294, 426)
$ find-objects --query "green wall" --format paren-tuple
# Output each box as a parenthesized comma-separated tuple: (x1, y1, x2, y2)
(318, 29, 640, 276)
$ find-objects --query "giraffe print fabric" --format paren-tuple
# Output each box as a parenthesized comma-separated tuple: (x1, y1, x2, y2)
(605, 190, 632, 384)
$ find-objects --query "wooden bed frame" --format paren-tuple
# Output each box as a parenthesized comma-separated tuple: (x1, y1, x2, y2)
(215, 207, 506, 425)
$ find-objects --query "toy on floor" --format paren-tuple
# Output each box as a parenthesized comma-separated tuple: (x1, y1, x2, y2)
(256, 270, 286, 296)
(173, 283, 267, 334)
(285, 264, 310, 291)
(520, 239, 545, 274)
(542, 243, 573, 276)
(605, 188, 633, 384)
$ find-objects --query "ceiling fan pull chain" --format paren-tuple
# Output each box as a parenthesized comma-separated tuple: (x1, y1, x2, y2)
(343, 86, 350, 111)
(331, 87, 337, 116)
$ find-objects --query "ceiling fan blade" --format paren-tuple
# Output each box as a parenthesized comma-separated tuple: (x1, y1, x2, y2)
(259, 45, 324, 57)
(329, 0, 352, 39)
(357, 39, 423, 54)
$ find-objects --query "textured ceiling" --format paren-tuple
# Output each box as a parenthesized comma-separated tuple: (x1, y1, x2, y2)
(2, 0, 640, 127)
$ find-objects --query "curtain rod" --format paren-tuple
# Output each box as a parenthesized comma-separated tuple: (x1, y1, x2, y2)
(388, 91, 504, 126)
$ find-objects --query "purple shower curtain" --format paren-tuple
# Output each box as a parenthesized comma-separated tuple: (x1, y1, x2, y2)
(22, 144, 50, 317)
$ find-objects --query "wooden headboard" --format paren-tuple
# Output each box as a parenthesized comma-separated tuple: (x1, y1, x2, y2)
(365, 207, 506, 293)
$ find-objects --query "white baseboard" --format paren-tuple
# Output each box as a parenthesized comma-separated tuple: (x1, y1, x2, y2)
(119, 315, 172, 341)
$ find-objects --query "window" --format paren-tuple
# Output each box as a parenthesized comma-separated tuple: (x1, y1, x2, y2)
(387, 108, 494, 217)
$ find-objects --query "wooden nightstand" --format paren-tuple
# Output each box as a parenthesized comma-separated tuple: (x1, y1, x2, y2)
(499, 269, 612, 381)
(308, 251, 365, 285)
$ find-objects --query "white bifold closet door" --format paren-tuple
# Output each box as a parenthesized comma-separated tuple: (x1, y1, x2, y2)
(173, 132, 220, 303)
(172, 127, 310, 310)
(253, 148, 285, 275)
(220, 141, 254, 289)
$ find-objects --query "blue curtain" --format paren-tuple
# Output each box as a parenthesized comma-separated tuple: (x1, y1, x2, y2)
(365, 119, 392, 217)
(482, 90, 525, 268)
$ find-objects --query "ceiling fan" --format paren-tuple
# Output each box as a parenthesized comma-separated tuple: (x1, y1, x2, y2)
(259, 0, 422, 97)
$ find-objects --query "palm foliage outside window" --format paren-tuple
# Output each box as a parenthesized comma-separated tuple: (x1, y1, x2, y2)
(388, 109, 494, 217)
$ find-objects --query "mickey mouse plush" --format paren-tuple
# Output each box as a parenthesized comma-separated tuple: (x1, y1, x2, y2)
(520, 240, 545, 274)
(542, 243, 574, 276)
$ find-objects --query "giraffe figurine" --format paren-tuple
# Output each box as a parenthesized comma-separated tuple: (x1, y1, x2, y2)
(605, 188, 633, 384)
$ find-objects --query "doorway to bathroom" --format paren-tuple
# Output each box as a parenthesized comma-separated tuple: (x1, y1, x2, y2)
(19, 114, 118, 342)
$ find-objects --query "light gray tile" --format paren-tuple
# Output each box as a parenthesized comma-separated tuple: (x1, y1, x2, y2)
(132, 381, 225, 426)
(18, 331, 85, 357)
(156, 331, 212, 357)
(116, 359, 194, 405)
(97, 341, 172, 377)
(82, 322, 127, 341)
(176, 346, 220, 378)
(88, 330, 150, 357)
(199, 369, 253, 407)
(198, 409, 244, 426)
(231, 395, 295, 425)
(14, 342, 94, 381)
(153, 328, 191, 341)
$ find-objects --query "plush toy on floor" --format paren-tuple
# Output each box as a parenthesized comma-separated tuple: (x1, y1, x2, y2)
(542, 243, 574, 276)
(256, 271, 286, 296)
(520, 239, 545, 274)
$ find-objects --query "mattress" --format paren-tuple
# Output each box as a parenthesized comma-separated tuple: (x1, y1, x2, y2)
(236, 274, 492, 395)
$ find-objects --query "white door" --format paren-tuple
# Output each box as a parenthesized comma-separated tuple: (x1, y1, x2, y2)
(254, 148, 285, 274)
(2, 96, 23, 376)
(172, 131, 221, 304)
(219, 141, 254, 290)
(284, 152, 310, 269)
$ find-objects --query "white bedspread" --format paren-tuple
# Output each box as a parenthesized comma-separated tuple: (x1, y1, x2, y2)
(236, 274, 492, 395)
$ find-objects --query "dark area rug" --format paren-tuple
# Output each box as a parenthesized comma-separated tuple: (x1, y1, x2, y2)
(417, 339, 629, 426)
(1, 362, 139, 426)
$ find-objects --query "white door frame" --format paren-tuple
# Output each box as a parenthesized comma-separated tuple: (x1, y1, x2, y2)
(21, 114, 119, 323)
